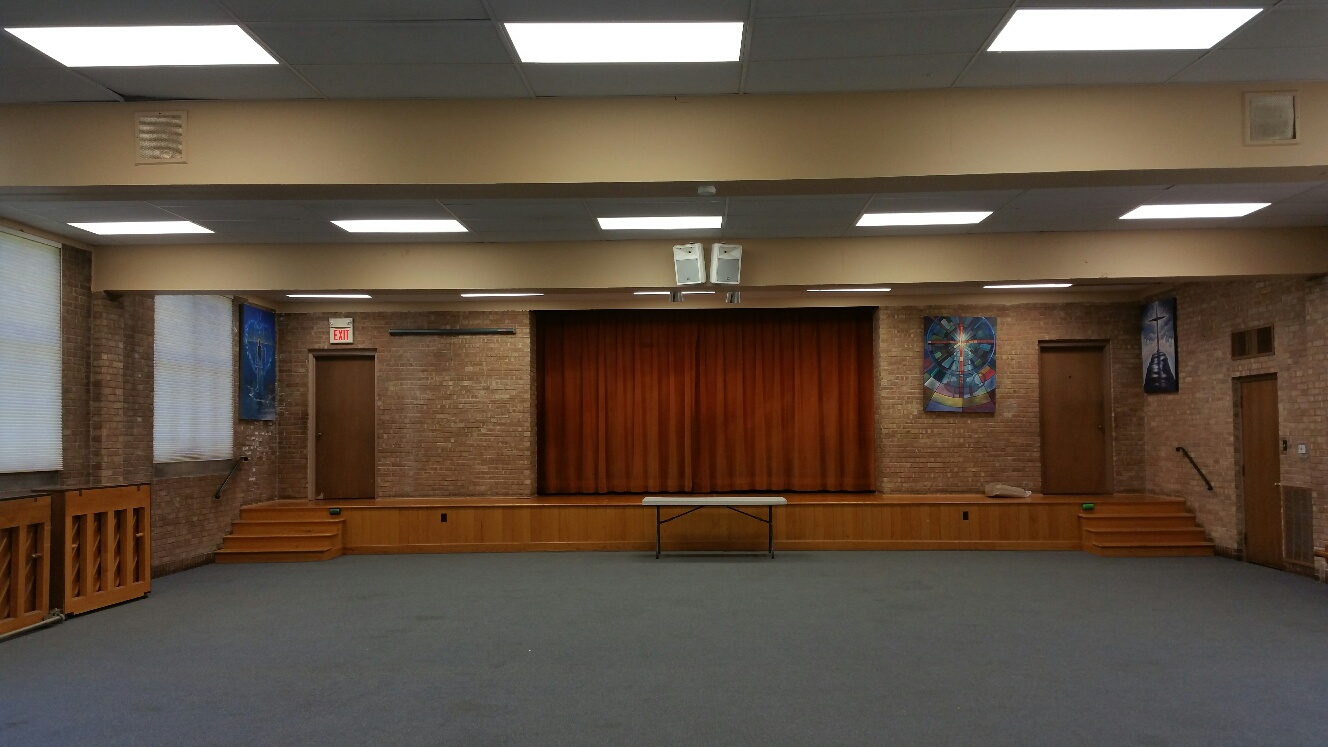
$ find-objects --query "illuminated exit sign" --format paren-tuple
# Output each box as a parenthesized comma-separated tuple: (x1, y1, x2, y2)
(329, 317, 353, 344)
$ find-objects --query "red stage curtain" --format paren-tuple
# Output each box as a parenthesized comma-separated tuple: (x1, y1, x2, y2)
(536, 308, 875, 494)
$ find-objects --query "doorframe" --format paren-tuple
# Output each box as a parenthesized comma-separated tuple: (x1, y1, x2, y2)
(1234, 372, 1280, 567)
(309, 349, 378, 500)
(1038, 339, 1115, 494)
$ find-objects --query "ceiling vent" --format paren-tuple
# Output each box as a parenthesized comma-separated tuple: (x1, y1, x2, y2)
(1244, 92, 1297, 145)
(135, 111, 187, 164)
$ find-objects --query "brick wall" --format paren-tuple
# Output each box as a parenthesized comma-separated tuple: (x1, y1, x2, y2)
(1144, 279, 1328, 574)
(877, 303, 1145, 494)
(277, 311, 534, 498)
(60, 247, 90, 486)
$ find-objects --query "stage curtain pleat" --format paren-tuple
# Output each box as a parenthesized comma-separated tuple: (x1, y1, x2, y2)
(536, 308, 875, 494)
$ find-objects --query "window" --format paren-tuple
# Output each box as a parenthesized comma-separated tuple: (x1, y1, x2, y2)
(154, 295, 234, 462)
(0, 230, 62, 473)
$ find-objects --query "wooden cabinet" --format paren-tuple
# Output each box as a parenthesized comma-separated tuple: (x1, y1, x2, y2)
(0, 494, 52, 636)
(51, 485, 151, 615)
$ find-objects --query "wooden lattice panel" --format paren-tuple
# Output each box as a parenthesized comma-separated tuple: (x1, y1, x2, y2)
(0, 496, 51, 636)
(52, 485, 151, 616)
(1282, 486, 1315, 567)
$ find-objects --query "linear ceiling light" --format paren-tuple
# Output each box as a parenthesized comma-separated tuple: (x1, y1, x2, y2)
(286, 294, 372, 299)
(5, 25, 278, 66)
(598, 216, 723, 231)
(983, 283, 1074, 290)
(1120, 203, 1270, 220)
(807, 288, 892, 293)
(988, 8, 1262, 52)
(633, 291, 671, 295)
(857, 211, 992, 227)
(505, 22, 744, 63)
(460, 293, 544, 298)
(69, 221, 212, 235)
(333, 219, 467, 233)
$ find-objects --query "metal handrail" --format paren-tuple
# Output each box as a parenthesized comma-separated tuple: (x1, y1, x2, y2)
(1175, 447, 1214, 491)
(214, 456, 249, 500)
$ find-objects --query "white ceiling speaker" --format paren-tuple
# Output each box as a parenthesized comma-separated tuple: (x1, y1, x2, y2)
(673, 243, 706, 285)
(1245, 91, 1298, 145)
(710, 243, 742, 285)
(135, 111, 187, 163)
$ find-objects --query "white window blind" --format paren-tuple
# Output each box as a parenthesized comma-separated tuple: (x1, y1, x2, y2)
(154, 295, 234, 462)
(0, 231, 62, 473)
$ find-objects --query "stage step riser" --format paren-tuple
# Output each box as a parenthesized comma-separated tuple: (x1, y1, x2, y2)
(1084, 502, 1189, 515)
(1088, 544, 1214, 558)
(229, 520, 343, 536)
(1080, 514, 1198, 529)
(239, 506, 333, 521)
(215, 548, 341, 563)
(1085, 529, 1209, 545)
(220, 534, 338, 552)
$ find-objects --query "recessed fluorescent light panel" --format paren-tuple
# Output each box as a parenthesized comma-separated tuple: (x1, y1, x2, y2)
(6, 25, 278, 67)
(856, 211, 992, 227)
(460, 293, 544, 298)
(983, 284, 1073, 290)
(69, 221, 211, 235)
(633, 291, 671, 296)
(598, 216, 723, 231)
(807, 288, 892, 293)
(1120, 203, 1270, 220)
(988, 8, 1262, 52)
(287, 294, 372, 299)
(333, 219, 467, 233)
(505, 22, 744, 63)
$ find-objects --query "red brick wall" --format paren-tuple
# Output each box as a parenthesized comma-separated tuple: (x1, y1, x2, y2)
(60, 247, 91, 486)
(277, 311, 534, 498)
(89, 293, 154, 486)
(876, 303, 1146, 494)
(1144, 279, 1328, 573)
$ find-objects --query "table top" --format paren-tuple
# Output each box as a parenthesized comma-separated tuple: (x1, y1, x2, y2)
(642, 496, 787, 506)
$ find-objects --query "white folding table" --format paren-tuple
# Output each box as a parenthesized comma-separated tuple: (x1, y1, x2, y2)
(642, 496, 787, 559)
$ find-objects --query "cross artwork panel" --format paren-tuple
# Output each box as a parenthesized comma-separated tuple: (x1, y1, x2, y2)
(239, 303, 277, 420)
(923, 316, 997, 413)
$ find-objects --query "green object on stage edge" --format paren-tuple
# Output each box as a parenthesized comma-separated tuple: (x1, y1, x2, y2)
(329, 508, 342, 516)
(1081, 503, 1095, 511)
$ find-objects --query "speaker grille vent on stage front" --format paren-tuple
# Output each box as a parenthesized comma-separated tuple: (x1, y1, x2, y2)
(135, 111, 187, 163)
(1245, 92, 1298, 145)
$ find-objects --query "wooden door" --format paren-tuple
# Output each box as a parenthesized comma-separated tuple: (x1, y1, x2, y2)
(1239, 376, 1282, 568)
(1040, 344, 1111, 494)
(314, 356, 376, 500)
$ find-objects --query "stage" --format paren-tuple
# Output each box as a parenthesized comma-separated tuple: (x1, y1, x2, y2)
(216, 493, 1214, 562)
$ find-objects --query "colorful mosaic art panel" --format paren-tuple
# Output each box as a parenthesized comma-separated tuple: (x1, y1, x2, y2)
(923, 316, 997, 413)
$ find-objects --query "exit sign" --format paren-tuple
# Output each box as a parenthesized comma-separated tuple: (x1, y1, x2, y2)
(329, 317, 353, 344)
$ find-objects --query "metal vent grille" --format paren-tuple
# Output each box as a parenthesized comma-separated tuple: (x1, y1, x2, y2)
(1245, 92, 1298, 145)
(1231, 326, 1274, 360)
(1282, 485, 1314, 567)
(135, 111, 186, 163)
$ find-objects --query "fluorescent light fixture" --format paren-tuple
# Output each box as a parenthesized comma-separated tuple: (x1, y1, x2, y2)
(682, 291, 715, 295)
(5, 25, 278, 67)
(1120, 203, 1271, 220)
(460, 293, 544, 298)
(634, 291, 671, 295)
(807, 288, 892, 293)
(983, 283, 1073, 290)
(599, 216, 723, 231)
(333, 219, 467, 233)
(988, 8, 1261, 52)
(69, 221, 211, 235)
(856, 211, 992, 227)
(505, 22, 744, 63)
(286, 294, 372, 299)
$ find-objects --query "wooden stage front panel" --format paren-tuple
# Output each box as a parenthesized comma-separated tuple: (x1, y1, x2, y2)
(271, 494, 1126, 555)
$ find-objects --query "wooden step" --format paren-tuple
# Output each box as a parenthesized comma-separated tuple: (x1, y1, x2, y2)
(1082, 501, 1189, 515)
(1084, 527, 1209, 545)
(220, 532, 338, 552)
(239, 505, 333, 521)
(229, 519, 343, 536)
(1087, 541, 1214, 558)
(215, 547, 341, 563)
(1079, 513, 1199, 529)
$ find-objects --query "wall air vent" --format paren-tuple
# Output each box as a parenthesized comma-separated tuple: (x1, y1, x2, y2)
(1244, 92, 1297, 145)
(1231, 325, 1274, 360)
(135, 111, 187, 164)
(1282, 485, 1314, 568)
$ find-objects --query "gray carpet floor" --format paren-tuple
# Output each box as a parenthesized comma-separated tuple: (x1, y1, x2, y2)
(2, 551, 1327, 746)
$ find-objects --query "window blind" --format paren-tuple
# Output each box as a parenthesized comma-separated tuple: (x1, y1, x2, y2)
(0, 231, 62, 473)
(154, 295, 234, 463)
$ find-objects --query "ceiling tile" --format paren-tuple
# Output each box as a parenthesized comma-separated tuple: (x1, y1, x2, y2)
(5, 201, 181, 222)
(223, 0, 489, 22)
(726, 195, 871, 219)
(848, 224, 976, 237)
(959, 51, 1202, 88)
(248, 21, 511, 65)
(199, 219, 345, 237)
(80, 66, 321, 100)
(1002, 186, 1168, 210)
(523, 64, 741, 97)
(1285, 184, 1328, 203)
(1172, 47, 1328, 83)
(744, 54, 971, 93)
(1148, 182, 1322, 203)
(749, 11, 1006, 60)
(444, 200, 591, 220)
(978, 209, 1115, 233)
(473, 229, 606, 243)
(0, 68, 120, 103)
(459, 218, 596, 233)
(488, 0, 749, 21)
(299, 200, 456, 219)
(296, 64, 528, 98)
(756, 1, 1014, 17)
(0, 0, 232, 26)
(154, 201, 321, 221)
(722, 224, 848, 239)
(586, 198, 725, 218)
(1218, 7, 1328, 49)
(865, 190, 1021, 212)
(0, 33, 62, 68)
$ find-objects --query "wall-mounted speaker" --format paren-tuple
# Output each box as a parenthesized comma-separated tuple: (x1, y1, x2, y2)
(711, 243, 742, 285)
(1245, 91, 1298, 145)
(673, 243, 706, 285)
